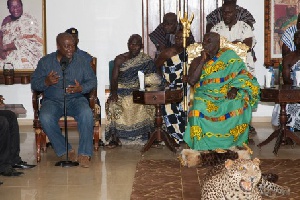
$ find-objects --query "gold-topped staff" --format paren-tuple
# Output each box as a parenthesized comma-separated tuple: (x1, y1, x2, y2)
(179, 11, 194, 126)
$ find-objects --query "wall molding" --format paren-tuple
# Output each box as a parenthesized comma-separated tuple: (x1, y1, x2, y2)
(19, 116, 271, 127)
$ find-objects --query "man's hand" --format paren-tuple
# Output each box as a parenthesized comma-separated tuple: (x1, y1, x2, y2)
(66, 80, 83, 94)
(108, 93, 118, 102)
(45, 71, 60, 86)
(200, 50, 210, 63)
(157, 43, 166, 52)
(227, 87, 238, 99)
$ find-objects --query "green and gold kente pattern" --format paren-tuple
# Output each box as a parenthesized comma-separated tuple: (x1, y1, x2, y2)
(190, 123, 248, 141)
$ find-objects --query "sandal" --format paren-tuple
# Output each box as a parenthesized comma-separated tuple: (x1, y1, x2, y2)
(249, 125, 257, 135)
(105, 140, 119, 149)
(105, 138, 122, 149)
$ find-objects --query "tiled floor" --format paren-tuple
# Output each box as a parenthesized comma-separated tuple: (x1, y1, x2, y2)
(1, 122, 300, 200)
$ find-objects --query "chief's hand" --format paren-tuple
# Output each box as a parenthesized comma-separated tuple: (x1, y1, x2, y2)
(227, 87, 238, 99)
(67, 80, 83, 94)
(200, 50, 210, 63)
(45, 71, 60, 86)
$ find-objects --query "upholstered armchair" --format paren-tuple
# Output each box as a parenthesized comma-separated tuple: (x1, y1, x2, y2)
(32, 57, 101, 162)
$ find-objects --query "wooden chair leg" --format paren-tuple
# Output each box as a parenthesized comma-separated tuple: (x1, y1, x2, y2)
(41, 132, 47, 152)
(35, 128, 42, 163)
(93, 123, 100, 151)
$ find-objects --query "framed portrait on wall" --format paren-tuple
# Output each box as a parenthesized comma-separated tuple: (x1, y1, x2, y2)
(0, 0, 46, 84)
(265, 0, 300, 66)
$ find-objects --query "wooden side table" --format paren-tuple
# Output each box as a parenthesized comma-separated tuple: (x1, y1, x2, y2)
(0, 104, 27, 118)
(133, 87, 183, 153)
(258, 85, 300, 155)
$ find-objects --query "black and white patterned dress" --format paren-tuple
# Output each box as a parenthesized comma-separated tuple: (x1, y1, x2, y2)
(162, 51, 186, 143)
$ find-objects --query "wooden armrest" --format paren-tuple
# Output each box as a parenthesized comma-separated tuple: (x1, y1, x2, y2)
(88, 88, 97, 110)
(88, 88, 101, 122)
(32, 90, 43, 120)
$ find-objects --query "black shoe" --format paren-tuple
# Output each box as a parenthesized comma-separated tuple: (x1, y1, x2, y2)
(0, 181, 3, 185)
(46, 142, 52, 148)
(12, 161, 36, 169)
(0, 167, 24, 177)
(249, 125, 257, 135)
(99, 139, 105, 147)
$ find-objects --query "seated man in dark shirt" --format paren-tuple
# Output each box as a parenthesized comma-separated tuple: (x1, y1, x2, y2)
(31, 33, 97, 168)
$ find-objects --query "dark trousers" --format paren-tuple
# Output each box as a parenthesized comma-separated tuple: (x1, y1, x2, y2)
(0, 110, 21, 172)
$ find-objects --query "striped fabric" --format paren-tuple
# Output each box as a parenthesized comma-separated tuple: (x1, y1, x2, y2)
(206, 5, 256, 28)
(149, 24, 195, 52)
(281, 25, 297, 52)
(105, 53, 156, 142)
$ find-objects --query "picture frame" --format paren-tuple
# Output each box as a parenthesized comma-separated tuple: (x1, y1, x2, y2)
(265, 0, 300, 67)
(0, 0, 46, 84)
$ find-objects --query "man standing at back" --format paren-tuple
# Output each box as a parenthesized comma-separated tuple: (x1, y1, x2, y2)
(149, 12, 195, 58)
(65, 27, 93, 63)
(206, 0, 256, 32)
(210, 2, 255, 76)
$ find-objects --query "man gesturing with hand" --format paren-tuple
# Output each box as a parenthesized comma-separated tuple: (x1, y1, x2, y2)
(31, 33, 97, 168)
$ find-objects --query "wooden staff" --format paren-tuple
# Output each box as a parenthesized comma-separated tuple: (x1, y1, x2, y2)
(179, 11, 194, 126)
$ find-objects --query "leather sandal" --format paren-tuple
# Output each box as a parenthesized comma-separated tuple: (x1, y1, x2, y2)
(105, 140, 119, 149)
(105, 138, 122, 149)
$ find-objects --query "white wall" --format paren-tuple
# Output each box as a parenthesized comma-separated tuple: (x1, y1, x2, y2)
(238, 0, 275, 117)
(1, 0, 273, 120)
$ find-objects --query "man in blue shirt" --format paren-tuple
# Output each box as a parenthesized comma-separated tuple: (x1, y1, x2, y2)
(31, 32, 97, 168)
(65, 27, 93, 63)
